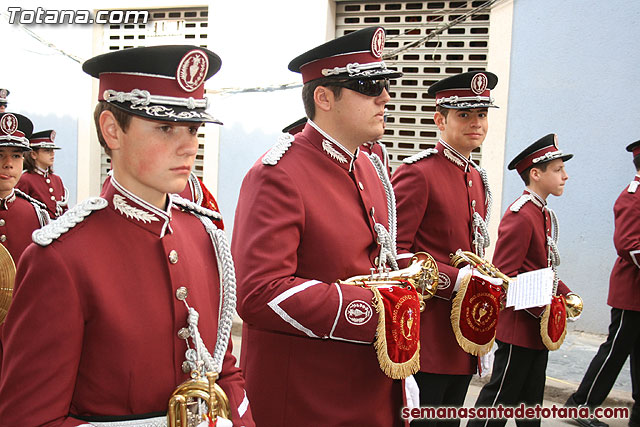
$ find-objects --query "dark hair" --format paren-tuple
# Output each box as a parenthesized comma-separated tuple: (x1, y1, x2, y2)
(23, 148, 54, 174)
(519, 162, 550, 185)
(633, 155, 640, 171)
(302, 77, 344, 120)
(93, 101, 133, 156)
(435, 105, 450, 119)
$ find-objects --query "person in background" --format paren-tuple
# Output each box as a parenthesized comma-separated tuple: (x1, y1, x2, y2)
(17, 129, 69, 218)
(565, 139, 640, 427)
(0, 89, 9, 113)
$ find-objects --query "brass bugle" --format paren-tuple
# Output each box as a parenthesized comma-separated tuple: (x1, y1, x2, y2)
(450, 250, 582, 318)
(449, 250, 512, 291)
(564, 293, 583, 319)
(338, 252, 439, 311)
(168, 371, 231, 427)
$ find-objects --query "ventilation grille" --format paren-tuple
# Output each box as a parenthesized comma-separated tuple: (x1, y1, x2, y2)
(99, 7, 210, 184)
(336, 1, 491, 171)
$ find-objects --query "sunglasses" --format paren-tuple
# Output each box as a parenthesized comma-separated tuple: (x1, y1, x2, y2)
(331, 78, 390, 97)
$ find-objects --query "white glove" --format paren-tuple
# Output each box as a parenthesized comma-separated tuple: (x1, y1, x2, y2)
(455, 266, 503, 291)
(405, 375, 420, 421)
(479, 344, 496, 377)
(473, 271, 503, 287)
(567, 314, 581, 322)
(454, 265, 472, 291)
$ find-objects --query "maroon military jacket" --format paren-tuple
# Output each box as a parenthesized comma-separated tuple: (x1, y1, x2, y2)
(0, 189, 48, 263)
(0, 179, 254, 426)
(391, 141, 487, 375)
(232, 122, 405, 426)
(608, 175, 640, 311)
(17, 168, 68, 218)
(493, 190, 571, 350)
(361, 140, 391, 176)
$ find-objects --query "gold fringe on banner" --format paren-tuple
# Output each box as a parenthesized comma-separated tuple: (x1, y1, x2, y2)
(540, 304, 566, 351)
(370, 287, 420, 380)
(450, 274, 496, 356)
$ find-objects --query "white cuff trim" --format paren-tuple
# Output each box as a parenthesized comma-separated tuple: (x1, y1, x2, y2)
(267, 280, 321, 338)
(238, 389, 249, 417)
(630, 250, 640, 268)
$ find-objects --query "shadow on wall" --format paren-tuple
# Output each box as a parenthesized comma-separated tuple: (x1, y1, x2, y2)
(218, 123, 280, 239)
(16, 112, 78, 208)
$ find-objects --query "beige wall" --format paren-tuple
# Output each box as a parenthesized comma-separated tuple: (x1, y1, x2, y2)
(484, 0, 514, 258)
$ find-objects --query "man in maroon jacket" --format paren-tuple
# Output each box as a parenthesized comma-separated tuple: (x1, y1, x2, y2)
(392, 71, 499, 425)
(469, 134, 575, 427)
(565, 140, 640, 427)
(232, 27, 412, 426)
(0, 46, 254, 427)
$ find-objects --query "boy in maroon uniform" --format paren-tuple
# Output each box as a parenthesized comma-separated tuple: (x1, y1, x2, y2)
(469, 134, 576, 427)
(392, 71, 499, 425)
(0, 113, 49, 263)
(0, 45, 254, 426)
(17, 129, 69, 217)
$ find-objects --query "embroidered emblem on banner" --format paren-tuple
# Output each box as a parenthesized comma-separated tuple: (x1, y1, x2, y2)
(322, 140, 348, 164)
(0, 113, 18, 135)
(371, 28, 385, 58)
(370, 286, 421, 379)
(471, 73, 488, 95)
(177, 50, 209, 92)
(450, 274, 501, 356)
(345, 300, 373, 325)
(540, 295, 567, 351)
(113, 194, 160, 224)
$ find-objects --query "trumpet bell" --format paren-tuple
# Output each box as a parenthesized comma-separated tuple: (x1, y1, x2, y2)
(564, 293, 583, 319)
(338, 252, 439, 312)
(168, 372, 231, 427)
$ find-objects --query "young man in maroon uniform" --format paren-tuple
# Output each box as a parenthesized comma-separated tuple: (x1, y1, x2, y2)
(565, 139, 640, 427)
(0, 113, 49, 263)
(284, 116, 392, 174)
(0, 45, 254, 427)
(17, 129, 69, 217)
(469, 134, 576, 427)
(391, 71, 499, 425)
(232, 27, 413, 426)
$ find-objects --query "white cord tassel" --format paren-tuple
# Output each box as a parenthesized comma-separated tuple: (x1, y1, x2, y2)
(365, 152, 398, 270)
(547, 207, 561, 294)
(469, 162, 492, 258)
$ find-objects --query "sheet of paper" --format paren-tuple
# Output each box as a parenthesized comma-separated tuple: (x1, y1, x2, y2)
(506, 267, 554, 310)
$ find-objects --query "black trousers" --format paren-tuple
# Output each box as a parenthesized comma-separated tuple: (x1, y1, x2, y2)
(568, 308, 640, 426)
(411, 372, 473, 427)
(467, 341, 548, 427)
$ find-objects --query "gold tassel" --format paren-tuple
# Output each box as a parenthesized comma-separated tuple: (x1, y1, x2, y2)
(370, 287, 420, 379)
(450, 274, 495, 356)
(540, 305, 566, 351)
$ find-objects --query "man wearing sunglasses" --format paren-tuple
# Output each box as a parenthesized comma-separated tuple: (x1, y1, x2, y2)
(232, 27, 410, 426)
(392, 71, 499, 426)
